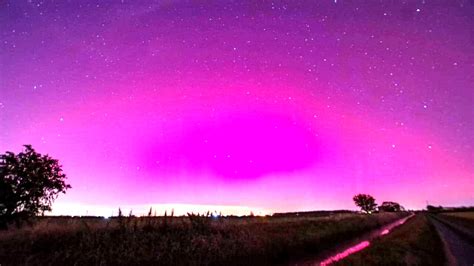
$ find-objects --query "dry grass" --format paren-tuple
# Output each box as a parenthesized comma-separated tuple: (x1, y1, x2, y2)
(0, 212, 407, 265)
(334, 214, 445, 266)
(442, 211, 474, 221)
(438, 211, 474, 234)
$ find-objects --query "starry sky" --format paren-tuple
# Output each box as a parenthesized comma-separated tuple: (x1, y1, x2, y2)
(1, 0, 473, 215)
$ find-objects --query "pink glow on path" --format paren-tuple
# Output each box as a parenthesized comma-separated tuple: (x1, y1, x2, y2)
(317, 214, 414, 265)
(320, 241, 371, 266)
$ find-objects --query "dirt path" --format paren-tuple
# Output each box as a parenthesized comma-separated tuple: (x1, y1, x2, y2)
(429, 217, 474, 266)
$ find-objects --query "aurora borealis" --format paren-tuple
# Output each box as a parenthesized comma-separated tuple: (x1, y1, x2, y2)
(1, 0, 473, 215)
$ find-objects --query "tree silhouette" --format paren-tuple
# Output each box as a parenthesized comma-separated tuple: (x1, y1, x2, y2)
(378, 201, 404, 212)
(353, 194, 377, 214)
(0, 145, 71, 229)
(426, 205, 443, 212)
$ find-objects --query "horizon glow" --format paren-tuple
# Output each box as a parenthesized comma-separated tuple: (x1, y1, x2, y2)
(1, 1, 473, 215)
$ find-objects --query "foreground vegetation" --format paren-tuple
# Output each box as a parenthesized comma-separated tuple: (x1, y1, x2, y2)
(439, 211, 474, 231)
(436, 211, 474, 242)
(335, 214, 445, 266)
(0, 212, 407, 265)
(442, 211, 474, 219)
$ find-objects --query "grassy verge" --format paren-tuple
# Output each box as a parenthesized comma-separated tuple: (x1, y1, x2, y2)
(438, 212, 474, 232)
(334, 214, 445, 266)
(0, 212, 406, 265)
(435, 211, 474, 243)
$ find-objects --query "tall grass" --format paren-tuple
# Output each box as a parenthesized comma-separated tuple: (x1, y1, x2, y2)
(0, 212, 407, 265)
(334, 214, 445, 266)
(436, 212, 474, 242)
(439, 211, 474, 227)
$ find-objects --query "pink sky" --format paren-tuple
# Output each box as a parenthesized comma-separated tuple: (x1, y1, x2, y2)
(1, 1, 473, 215)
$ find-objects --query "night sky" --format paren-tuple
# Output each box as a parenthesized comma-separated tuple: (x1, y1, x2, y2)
(1, 0, 473, 216)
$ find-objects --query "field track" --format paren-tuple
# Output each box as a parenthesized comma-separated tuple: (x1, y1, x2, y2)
(429, 215, 474, 266)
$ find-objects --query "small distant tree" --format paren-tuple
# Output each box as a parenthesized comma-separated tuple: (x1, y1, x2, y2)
(353, 194, 377, 214)
(378, 201, 403, 212)
(0, 145, 71, 229)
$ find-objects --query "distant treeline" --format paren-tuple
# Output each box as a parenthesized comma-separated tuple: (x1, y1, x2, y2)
(272, 210, 354, 217)
(40, 211, 356, 219)
(36, 216, 107, 220)
(426, 205, 474, 213)
(39, 214, 265, 219)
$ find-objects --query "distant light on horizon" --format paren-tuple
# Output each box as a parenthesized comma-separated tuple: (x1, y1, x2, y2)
(47, 203, 272, 217)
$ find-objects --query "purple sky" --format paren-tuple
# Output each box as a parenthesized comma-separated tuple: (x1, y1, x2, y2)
(1, 0, 473, 215)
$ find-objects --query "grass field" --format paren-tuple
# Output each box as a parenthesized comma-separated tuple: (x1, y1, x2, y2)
(441, 211, 474, 221)
(438, 211, 474, 236)
(0, 212, 407, 265)
(333, 214, 445, 266)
